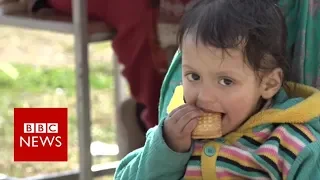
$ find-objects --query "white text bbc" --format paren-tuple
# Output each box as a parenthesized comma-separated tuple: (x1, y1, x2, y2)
(24, 123, 58, 133)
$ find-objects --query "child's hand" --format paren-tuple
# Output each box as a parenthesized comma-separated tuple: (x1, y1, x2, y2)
(163, 104, 203, 153)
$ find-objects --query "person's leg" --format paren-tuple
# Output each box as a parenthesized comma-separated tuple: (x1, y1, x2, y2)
(105, 0, 168, 129)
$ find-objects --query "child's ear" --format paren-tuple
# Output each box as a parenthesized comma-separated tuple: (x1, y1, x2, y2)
(260, 68, 283, 99)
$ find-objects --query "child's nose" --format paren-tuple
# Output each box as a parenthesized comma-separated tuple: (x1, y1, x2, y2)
(196, 89, 221, 113)
(197, 86, 217, 103)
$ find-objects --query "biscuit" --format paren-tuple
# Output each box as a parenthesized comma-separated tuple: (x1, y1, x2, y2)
(192, 113, 222, 139)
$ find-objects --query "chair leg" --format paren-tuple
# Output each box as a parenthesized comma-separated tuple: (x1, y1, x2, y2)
(112, 52, 144, 159)
(73, 0, 92, 179)
(112, 53, 127, 112)
(116, 98, 146, 159)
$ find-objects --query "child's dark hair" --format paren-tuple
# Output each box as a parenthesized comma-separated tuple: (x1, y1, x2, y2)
(177, 0, 290, 83)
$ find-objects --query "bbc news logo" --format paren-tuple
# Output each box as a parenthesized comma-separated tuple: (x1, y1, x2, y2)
(14, 108, 68, 162)
(24, 123, 58, 133)
(21, 123, 62, 148)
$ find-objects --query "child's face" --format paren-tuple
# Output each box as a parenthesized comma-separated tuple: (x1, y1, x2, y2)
(181, 36, 265, 135)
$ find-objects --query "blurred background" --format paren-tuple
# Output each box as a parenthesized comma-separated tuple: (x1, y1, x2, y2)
(0, 25, 119, 180)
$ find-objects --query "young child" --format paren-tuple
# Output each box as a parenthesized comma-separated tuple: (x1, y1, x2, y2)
(114, 0, 320, 179)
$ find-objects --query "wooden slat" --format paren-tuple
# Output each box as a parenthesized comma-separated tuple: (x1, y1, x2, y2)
(0, 11, 115, 42)
(71, 0, 93, 179)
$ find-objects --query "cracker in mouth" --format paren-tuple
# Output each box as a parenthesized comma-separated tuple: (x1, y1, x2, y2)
(192, 112, 222, 139)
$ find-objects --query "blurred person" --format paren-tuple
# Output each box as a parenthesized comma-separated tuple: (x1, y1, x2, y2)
(30, 0, 169, 132)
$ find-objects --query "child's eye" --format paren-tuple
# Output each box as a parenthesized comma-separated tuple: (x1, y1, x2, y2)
(219, 78, 233, 86)
(186, 73, 200, 81)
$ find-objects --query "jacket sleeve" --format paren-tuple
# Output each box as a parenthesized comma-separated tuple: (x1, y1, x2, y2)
(287, 141, 320, 180)
(114, 122, 192, 180)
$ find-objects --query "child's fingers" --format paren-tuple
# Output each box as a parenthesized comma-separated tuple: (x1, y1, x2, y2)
(176, 110, 202, 130)
(167, 104, 189, 118)
(169, 105, 197, 123)
(182, 118, 199, 135)
(169, 105, 200, 123)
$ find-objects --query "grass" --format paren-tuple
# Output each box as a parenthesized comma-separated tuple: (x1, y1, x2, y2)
(0, 63, 114, 94)
(0, 26, 120, 179)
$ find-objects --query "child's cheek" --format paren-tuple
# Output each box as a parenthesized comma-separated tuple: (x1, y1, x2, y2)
(183, 83, 198, 104)
(225, 95, 255, 122)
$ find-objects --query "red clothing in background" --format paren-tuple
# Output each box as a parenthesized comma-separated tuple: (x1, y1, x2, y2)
(48, 0, 168, 129)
